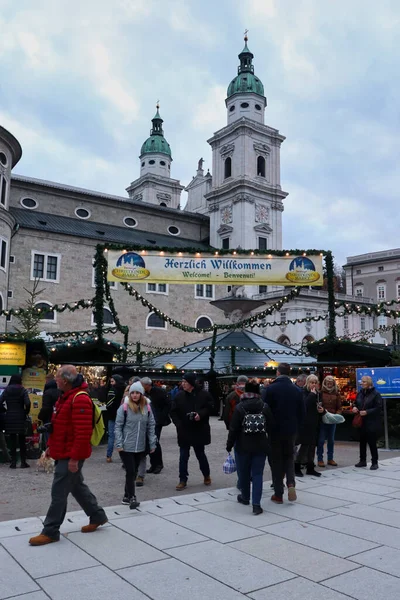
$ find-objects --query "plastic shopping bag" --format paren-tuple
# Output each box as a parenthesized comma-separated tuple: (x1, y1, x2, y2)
(223, 452, 237, 474)
(322, 411, 345, 425)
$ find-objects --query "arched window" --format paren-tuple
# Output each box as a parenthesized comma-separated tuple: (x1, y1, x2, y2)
(224, 157, 232, 179)
(257, 156, 266, 177)
(196, 316, 213, 329)
(91, 307, 114, 326)
(36, 302, 55, 322)
(146, 312, 167, 329)
(277, 335, 291, 346)
(302, 335, 314, 344)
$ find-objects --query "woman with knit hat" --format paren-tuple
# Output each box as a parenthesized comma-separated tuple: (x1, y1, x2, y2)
(114, 381, 157, 509)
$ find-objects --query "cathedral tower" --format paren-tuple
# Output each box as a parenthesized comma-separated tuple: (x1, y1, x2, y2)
(126, 104, 184, 208)
(206, 35, 288, 253)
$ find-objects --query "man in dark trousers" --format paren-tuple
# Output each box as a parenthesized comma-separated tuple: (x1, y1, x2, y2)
(262, 363, 305, 504)
(29, 365, 107, 546)
(141, 377, 171, 474)
(171, 372, 212, 491)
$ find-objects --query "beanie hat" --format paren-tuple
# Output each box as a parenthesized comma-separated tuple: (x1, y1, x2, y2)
(182, 373, 196, 387)
(129, 381, 145, 395)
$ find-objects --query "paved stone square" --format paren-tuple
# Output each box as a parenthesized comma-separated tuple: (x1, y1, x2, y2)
(2, 456, 400, 599)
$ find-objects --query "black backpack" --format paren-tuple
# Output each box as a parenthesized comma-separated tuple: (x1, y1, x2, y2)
(241, 407, 267, 434)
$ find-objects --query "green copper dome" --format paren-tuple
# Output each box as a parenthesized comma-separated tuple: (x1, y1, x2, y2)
(140, 107, 172, 158)
(227, 38, 264, 98)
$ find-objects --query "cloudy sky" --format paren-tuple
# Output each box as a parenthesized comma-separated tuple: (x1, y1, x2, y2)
(0, 0, 399, 265)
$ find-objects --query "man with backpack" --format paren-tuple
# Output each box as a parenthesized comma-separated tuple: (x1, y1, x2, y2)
(29, 365, 107, 546)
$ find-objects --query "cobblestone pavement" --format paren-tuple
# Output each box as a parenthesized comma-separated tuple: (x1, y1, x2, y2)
(1, 417, 400, 522)
(2, 453, 400, 599)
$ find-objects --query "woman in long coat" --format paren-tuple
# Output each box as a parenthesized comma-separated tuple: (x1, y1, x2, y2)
(2, 374, 31, 468)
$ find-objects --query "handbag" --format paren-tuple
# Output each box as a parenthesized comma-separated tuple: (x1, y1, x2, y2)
(322, 412, 345, 425)
(223, 452, 236, 474)
(352, 413, 363, 428)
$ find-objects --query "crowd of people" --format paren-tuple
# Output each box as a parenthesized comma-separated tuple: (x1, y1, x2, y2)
(0, 363, 383, 545)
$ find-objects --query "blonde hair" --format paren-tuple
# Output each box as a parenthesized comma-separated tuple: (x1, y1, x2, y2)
(305, 374, 319, 391)
(322, 376, 339, 394)
(128, 392, 147, 414)
(361, 375, 373, 388)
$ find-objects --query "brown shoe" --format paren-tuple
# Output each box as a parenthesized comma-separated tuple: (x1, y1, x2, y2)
(328, 460, 338, 466)
(287, 485, 297, 502)
(29, 534, 59, 546)
(176, 481, 187, 491)
(204, 476, 212, 486)
(136, 475, 144, 487)
(81, 519, 108, 533)
(317, 461, 325, 468)
(271, 495, 283, 504)
(106, 457, 112, 463)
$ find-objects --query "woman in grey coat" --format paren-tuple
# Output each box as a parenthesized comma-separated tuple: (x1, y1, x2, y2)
(115, 381, 157, 509)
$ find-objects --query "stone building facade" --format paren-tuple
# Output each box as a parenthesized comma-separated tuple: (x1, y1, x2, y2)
(0, 37, 378, 350)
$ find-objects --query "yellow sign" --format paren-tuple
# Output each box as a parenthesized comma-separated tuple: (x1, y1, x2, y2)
(0, 342, 26, 365)
(22, 368, 47, 424)
(107, 251, 324, 286)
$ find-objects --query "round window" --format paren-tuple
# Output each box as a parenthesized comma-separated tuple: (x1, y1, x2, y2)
(255, 104, 262, 110)
(149, 159, 155, 165)
(21, 197, 38, 209)
(124, 217, 137, 228)
(0, 152, 7, 166)
(240, 102, 249, 109)
(229, 105, 235, 112)
(160, 160, 166, 166)
(168, 225, 180, 236)
(75, 208, 90, 219)
(141, 162, 145, 167)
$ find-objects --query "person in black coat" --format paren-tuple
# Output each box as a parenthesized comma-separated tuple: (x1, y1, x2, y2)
(105, 374, 126, 462)
(295, 374, 324, 477)
(2, 374, 31, 468)
(227, 380, 273, 515)
(170, 372, 212, 491)
(0, 392, 11, 462)
(38, 375, 61, 425)
(141, 377, 171, 474)
(353, 375, 382, 470)
(262, 363, 306, 503)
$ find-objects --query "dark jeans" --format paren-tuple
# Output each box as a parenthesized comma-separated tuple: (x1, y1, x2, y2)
(317, 423, 337, 461)
(179, 445, 210, 482)
(42, 459, 106, 540)
(270, 436, 296, 497)
(360, 429, 378, 464)
(235, 450, 267, 506)
(120, 451, 144, 499)
(8, 434, 27, 463)
(150, 424, 163, 468)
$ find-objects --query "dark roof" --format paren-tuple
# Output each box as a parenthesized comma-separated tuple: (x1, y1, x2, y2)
(142, 329, 314, 371)
(10, 207, 212, 249)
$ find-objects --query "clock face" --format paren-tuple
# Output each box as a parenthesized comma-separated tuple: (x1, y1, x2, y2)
(255, 203, 269, 223)
(221, 205, 232, 224)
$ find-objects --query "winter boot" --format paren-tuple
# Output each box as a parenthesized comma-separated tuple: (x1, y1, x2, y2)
(295, 463, 304, 477)
(306, 464, 321, 477)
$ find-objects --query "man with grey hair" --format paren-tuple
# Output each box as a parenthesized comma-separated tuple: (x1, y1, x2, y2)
(141, 377, 171, 475)
(29, 365, 107, 546)
(295, 374, 307, 390)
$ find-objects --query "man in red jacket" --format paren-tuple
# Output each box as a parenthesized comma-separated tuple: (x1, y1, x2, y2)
(29, 365, 107, 546)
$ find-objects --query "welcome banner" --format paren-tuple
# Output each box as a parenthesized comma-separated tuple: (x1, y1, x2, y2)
(107, 250, 323, 286)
